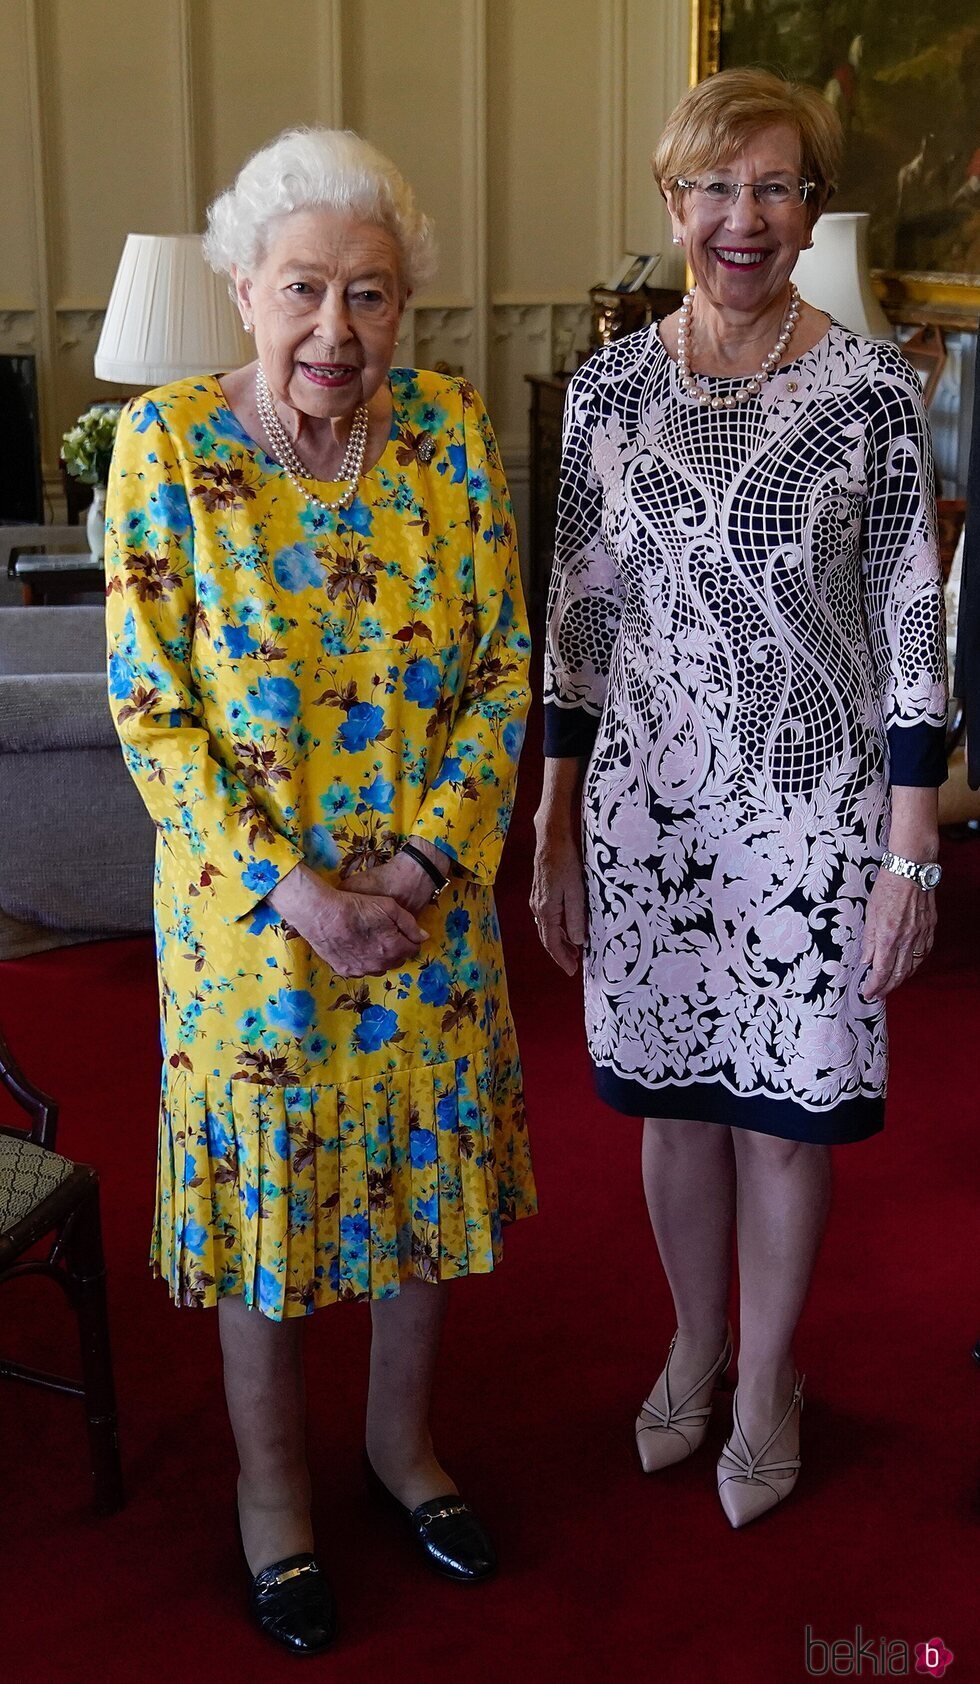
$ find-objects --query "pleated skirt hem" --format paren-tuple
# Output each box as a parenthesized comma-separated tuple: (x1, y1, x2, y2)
(151, 1047, 537, 1319)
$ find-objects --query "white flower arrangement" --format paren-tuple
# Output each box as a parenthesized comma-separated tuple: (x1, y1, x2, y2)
(62, 402, 123, 486)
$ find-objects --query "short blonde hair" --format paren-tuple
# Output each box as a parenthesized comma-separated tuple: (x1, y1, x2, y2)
(204, 127, 436, 296)
(653, 68, 843, 219)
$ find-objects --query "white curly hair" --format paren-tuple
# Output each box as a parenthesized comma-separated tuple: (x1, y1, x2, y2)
(203, 127, 436, 295)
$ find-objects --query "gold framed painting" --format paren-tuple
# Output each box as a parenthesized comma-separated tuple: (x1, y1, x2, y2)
(691, 0, 980, 319)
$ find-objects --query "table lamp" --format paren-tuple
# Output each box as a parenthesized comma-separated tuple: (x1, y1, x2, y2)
(94, 233, 246, 384)
(791, 212, 893, 339)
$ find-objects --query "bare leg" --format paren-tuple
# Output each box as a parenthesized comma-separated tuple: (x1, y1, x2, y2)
(218, 1293, 313, 1575)
(731, 1131, 832, 1456)
(640, 1115, 736, 1392)
(365, 1276, 456, 1509)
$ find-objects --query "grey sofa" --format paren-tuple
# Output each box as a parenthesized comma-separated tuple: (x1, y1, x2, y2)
(0, 606, 155, 959)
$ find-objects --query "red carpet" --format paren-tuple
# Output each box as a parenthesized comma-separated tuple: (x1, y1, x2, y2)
(2, 737, 978, 1683)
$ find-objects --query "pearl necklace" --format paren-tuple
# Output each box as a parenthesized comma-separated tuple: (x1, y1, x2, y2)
(255, 364, 369, 513)
(677, 283, 801, 408)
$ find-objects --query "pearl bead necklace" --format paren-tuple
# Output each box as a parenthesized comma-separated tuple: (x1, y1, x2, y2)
(255, 364, 369, 513)
(677, 283, 801, 408)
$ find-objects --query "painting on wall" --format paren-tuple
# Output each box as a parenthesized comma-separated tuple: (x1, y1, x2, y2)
(693, 0, 980, 316)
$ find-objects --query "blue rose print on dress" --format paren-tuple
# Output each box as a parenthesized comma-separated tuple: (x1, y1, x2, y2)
(404, 657, 442, 708)
(257, 1265, 284, 1316)
(418, 961, 451, 1006)
(247, 899, 279, 935)
(108, 650, 135, 699)
(149, 481, 192, 535)
(503, 719, 525, 761)
(303, 825, 341, 869)
(205, 1111, 233, 1157)
(321, 781, 356, 817)
(440, 442, 467, 484)
(339, 702, 385, 752)
(267, 989, 316, 1036)
(237, 1007, 266, 1043)
(410, 1127, 438, 1168)
(446, 907, 471, 940)
(354, 1004, 399, 1052)
(436, 1091, 458, 1132)
(121, 509, 148, 543)
(340, 1212, 370, 1245)
(273, 543, 323, 591)
(433, 756, 463, 788)
(418, 401, 448, 433)
(241, 860, 280, 895)
(132, 399, 163, 433)
(415, 1192, 439, 1223)
(208, 406, 254, 447)
(221, 619, 260, 658)
(249, 675, 301, 726)
(335, 497, 373, 537)
(358, 773, 395, 813)
(180, 1218, 208, 1257)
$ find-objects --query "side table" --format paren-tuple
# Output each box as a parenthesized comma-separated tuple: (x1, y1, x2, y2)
(13, 552, 105, 606)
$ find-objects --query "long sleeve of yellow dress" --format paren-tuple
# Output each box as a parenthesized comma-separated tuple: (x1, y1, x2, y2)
(409, 388, 531, 881)
(106, 401, 304, 924)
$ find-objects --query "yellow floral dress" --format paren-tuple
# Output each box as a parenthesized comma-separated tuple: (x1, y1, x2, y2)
(105, 369, 536, 1319)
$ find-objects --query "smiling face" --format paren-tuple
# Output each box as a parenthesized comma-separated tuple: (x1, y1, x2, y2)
(666, 123, 814, 316)
(235, 206, 406, 420)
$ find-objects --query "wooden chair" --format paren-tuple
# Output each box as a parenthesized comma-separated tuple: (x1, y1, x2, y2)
(0, 1027, 123, 1513)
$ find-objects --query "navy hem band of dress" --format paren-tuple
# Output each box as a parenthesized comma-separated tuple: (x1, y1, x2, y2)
(593, 1065, 884, 1145)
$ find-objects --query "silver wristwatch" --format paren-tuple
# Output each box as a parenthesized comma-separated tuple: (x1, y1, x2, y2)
(880, 849, 942, 891)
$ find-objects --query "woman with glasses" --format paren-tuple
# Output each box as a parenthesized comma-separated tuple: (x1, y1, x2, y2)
(533, 69, 946, 1527)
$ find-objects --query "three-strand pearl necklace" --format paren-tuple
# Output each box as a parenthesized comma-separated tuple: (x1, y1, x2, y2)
(677, 282, 801, 409)
(255, 363, 369, 514)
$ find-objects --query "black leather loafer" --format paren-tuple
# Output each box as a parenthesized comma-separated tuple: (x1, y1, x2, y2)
(365, 1458, 497, 1583)
(405, 1494, 498, 1583)
(248, 1552, 337, 1655)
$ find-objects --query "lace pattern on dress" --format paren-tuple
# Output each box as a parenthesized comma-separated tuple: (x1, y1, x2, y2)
(545, 325, 947, 1113)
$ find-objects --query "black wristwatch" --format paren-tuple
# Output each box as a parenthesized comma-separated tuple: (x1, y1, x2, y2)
(400, 841, 450, 899)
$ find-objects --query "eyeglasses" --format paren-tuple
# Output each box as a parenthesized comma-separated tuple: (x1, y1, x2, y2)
(675, 177, 816, 209)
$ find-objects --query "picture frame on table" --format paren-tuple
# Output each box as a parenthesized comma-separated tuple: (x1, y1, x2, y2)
(691, 0, 980, 319)
(604, 252, 663, 293)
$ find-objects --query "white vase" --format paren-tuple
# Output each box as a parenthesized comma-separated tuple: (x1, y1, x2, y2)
(86, 484, 107, 559)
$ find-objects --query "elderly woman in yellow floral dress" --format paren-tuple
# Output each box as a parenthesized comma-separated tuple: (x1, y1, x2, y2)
(106, 127, 534, 1656)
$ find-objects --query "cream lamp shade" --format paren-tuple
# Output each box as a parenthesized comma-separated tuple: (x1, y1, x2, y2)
(94, 233, 246, 384)
(792, 212, 893, 339)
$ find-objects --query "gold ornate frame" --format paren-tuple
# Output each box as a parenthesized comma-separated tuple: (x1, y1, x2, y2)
(689, 0, 980, 323)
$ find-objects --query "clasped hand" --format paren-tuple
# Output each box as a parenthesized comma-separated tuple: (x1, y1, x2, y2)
(267, 858, 433, 978)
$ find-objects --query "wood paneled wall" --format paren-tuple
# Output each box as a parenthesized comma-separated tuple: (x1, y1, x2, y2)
(0, 0, 689, 522)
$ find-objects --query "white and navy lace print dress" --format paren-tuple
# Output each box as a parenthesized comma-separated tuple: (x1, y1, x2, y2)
(544, 324, 947, 1143)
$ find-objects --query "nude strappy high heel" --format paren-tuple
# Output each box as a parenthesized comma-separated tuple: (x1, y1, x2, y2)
(716, 1374, 804, 1529)
(635, 1326, 734, 1473)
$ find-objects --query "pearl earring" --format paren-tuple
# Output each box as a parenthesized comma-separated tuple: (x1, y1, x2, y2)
(242, 320, 253, 334)
(672, 235, 683, 247)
